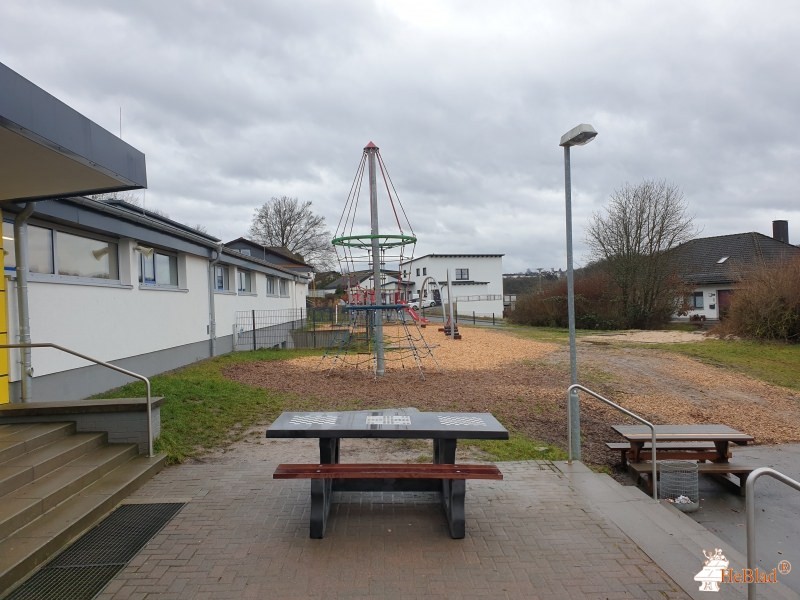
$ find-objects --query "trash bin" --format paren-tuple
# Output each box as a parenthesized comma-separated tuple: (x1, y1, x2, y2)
(658, 460, 699, 512)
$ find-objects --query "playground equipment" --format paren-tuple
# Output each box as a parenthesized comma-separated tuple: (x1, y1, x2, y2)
(323, 142, 438, 377)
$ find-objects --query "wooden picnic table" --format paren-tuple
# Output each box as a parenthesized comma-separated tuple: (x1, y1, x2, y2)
(267, 408, 508, 538)
(611, 424, 754, 464)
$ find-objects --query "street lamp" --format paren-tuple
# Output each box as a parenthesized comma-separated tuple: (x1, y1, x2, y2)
(560, 123, 597, 461)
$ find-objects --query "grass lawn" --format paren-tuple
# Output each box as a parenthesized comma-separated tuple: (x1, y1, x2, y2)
(646, 339, 800, 392)
(97, 325, 797, 465)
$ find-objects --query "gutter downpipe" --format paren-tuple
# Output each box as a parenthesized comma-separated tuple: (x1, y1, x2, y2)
(14, 203, 36, 402)
(208, 243, 223, 357)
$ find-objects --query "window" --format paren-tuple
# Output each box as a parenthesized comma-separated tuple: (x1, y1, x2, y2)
(455, 268, 469, 280)
(279, 278, 289, 297)
(4, 221, 118, 280)
(57, 232, 119, 279)
(422, 267, 427, 276)
(140, 251, 178, 286)
(416, 268, 420, 276)
(690, 292, 704, 310)
(3, 222, 55, 274)
(266, 276, 276, 295)
(238, 270, 253, 293)
(214, 265, 230, 291)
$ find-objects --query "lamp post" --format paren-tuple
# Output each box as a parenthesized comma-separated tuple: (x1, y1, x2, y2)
(559, 123, 597, 461)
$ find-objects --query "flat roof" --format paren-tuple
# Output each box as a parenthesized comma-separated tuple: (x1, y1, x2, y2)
(0, 62, 147, 202)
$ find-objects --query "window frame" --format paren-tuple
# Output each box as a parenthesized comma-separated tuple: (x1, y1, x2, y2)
(691, 291, 704, 310)
(238, 269, 255, 295)
(139, 249, 179, 288)
(214, 264, 232, 292)
(4, 220, 121, 283)
(455, 268, 469, 281)
(266, 276, 277, 296)
(279, 278, 289, 297)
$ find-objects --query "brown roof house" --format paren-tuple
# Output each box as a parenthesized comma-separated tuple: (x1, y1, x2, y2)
(670, 220, 800, 321)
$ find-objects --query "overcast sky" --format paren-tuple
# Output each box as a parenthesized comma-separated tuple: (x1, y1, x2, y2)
(3, 1, 799, 273)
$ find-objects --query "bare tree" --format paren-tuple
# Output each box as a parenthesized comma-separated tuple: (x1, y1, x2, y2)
(248, 196, 335, 270)
(586, 180, 697, 328)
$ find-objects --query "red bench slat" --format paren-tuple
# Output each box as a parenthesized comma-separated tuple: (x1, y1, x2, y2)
(274, 463, 503, 480)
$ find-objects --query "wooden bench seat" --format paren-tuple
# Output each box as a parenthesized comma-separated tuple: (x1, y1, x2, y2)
(274, 463, 503, 480)
(605, 441, 730, 465)
(274, 463, 503, 539)
(628, 461, 757, 496)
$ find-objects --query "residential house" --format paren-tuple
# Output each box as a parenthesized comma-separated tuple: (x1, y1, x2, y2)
(322, 270, 408, 305)
(671, 220, 800, 321)
(225, 237, 315, 279)
(399, 254, 504, 318)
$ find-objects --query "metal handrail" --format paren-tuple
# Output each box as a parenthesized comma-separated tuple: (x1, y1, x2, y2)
(0, 343, 154, 457)
(745, 467, 800, 599)
(567, 383, 658, 501)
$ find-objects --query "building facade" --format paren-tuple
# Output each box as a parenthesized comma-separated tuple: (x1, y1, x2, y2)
(400, 254, 504, 318)
(2, 197, 309, 402)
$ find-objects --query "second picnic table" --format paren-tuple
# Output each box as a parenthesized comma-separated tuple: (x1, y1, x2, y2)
(611, 424, 754, 463)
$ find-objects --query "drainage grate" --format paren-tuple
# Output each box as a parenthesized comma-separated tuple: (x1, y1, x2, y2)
(7, 503, 185, 600)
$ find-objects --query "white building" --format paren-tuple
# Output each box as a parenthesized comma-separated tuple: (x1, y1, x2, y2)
(399, 254, 504, 318)
(2, 197, 309, 402)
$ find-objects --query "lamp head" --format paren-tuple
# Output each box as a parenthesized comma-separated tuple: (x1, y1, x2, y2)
(560, 124, 598, 147)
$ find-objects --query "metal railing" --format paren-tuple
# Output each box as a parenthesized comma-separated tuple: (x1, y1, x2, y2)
(0, 343, 154, 457)
(567, 383, 658, 501)
(745, 467, 800, 599)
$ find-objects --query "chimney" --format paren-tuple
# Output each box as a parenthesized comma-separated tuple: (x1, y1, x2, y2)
(773, 220, 789, 244)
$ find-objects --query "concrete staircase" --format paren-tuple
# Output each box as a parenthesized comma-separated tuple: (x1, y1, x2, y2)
(0, 422, 166, 595)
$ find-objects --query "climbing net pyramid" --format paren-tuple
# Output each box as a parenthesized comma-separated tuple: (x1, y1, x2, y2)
(320, 142, 438, 378)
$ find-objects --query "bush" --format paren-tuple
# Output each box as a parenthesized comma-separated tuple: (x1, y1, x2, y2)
(718, 256, 800, 342)
(509, 271, 623, 329)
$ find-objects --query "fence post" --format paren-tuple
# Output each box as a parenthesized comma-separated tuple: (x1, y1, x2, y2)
(251, 310, 257, 351)
(492, 313, 495, 326)
(313, 308, 317, 349)
(473, 311, 476, 325)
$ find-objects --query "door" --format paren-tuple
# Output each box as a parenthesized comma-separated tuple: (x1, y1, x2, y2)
(717, 289, 734, 320)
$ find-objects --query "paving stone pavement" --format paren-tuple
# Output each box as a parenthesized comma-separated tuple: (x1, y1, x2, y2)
(97, 438, 692, 600)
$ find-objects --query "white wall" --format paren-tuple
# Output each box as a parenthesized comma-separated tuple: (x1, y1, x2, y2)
(5, 246, 308, 382)
(673, 285, 730, 321)
(401, 255, 504, 317)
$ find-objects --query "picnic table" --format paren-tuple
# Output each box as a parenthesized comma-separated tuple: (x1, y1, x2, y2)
(611, 424, 754, 463)
(266, 408, 508, 538)
(611, 424, 756, 494)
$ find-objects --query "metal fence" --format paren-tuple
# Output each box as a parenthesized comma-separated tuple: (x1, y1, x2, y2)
(233, 307, 348, 351)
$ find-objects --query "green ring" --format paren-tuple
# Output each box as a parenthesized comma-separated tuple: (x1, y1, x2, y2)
(332, 233, 416, 249)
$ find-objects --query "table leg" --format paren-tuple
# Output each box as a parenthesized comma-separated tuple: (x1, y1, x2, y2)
(434, 438, 457, 464)
(319, 438, 340, 464)
(310, 479, 332, 539)
(630, 441, 644, 463)
(441, 479, 466, 539)
(713, 441, 730, 463)
(310, 438, 339, 539)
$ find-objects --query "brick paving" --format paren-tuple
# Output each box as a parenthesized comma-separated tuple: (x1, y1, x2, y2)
(98, 439, 691, 600)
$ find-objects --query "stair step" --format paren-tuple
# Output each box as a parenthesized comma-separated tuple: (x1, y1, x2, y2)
(0, 453, 166, 595)
(0, 443, 139, 539)
(0, 432, 107, 497)
(0, 423, 76, 463)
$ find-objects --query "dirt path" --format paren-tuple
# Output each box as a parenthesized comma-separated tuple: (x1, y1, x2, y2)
(222, 326, 800, 470)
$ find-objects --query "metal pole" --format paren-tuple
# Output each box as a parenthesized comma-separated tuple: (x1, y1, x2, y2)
(252, 310, 257, 351)
(564, 145, 580, 460)
(366, 144, 384, 375)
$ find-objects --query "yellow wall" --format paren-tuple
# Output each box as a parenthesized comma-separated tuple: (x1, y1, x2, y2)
(0, 208, 8, 403)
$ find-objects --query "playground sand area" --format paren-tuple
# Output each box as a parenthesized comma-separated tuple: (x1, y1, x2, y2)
(222, 326, 800, 468)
